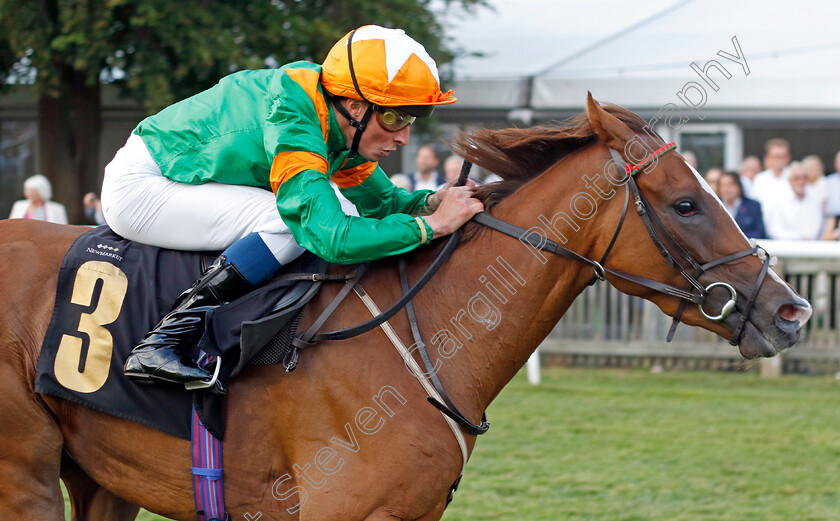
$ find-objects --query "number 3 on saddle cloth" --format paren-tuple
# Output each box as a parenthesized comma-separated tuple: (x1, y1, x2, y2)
(35, 225, 325, 441)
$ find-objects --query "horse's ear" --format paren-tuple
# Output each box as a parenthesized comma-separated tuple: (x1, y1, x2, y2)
(586, 92, 635, 150)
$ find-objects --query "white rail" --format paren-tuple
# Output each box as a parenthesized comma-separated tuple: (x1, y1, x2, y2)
(529, 240, 840, 381)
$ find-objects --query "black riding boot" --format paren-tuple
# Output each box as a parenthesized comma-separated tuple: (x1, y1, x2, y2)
(124, 256, 253, 389)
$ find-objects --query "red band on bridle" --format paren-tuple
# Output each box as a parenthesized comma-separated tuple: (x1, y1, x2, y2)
(624, 142, 677, 176)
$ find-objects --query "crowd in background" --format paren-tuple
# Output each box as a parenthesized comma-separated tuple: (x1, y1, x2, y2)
(396, 139, 840, 242)
(7, 137, 840, 241)
(694, 138, 840, 241)
(389, 144, 499, 193)
(387, 144, 491, 192)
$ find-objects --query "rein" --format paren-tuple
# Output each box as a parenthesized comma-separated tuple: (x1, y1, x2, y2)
(290, 159, 483, 506)
(283, 142, 773, 507)
(293, 142, 773, 427)
(292, 158, 484, 435)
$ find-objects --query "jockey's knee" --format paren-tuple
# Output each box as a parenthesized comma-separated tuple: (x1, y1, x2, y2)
(222, 231, 305, 286)
(257, 231, 306, 266)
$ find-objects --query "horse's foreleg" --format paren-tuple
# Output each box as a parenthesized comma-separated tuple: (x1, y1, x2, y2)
(61, 452, 140, 521)
(0, 382, 65, 519)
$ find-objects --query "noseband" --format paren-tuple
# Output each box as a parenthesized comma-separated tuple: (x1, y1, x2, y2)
(472, 141, 773, 346)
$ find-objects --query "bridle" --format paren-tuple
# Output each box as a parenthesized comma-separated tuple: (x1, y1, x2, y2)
(472, 141, 773, 346)
(290, 140, 774, 439)
(605, 142, 773, 346)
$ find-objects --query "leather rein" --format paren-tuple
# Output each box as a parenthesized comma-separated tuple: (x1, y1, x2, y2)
(289, 141, 773, 438)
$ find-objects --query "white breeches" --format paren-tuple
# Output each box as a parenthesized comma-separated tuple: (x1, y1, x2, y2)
(100, 134, 358, 264)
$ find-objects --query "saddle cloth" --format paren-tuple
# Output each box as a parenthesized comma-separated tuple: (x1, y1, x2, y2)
(34, 226, 323, 440)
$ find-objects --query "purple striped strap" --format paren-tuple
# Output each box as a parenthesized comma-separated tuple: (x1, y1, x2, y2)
(191, 404, 227, 521)
(191, 468, 223, 479)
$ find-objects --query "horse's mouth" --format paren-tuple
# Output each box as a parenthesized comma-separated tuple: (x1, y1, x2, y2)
(738, 320, 786, 359)
(736, 301, 812, 359)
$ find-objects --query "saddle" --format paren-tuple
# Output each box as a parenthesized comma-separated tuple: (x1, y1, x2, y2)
(35, 225, 337, 440)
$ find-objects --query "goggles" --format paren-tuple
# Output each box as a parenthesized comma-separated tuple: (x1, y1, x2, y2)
(374, 106, 416, 132)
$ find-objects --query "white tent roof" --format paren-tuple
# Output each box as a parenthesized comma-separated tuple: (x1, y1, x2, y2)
(441, 0, 840, 111)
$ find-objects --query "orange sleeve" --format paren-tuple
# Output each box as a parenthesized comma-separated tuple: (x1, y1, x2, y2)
(331, 162, 377, 189)
(269, 151, 328, 193)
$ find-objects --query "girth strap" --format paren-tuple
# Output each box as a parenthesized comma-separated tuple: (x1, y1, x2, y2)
(274, 271, 361, 282)
(294, 230, 460, 344)
(292, 263, 369, 348)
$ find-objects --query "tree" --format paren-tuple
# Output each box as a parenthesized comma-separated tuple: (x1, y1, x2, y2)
(0, 0, 483, 222)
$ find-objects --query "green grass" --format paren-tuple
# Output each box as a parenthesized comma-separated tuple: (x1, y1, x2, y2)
(446, 368, 840, 521)
(64, 368, 840, 520)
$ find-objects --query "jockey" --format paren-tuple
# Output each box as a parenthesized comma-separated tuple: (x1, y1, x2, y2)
(100, 25, 484, 390)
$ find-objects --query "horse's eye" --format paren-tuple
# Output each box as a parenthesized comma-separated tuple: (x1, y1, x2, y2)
(675, 200, 697, 216)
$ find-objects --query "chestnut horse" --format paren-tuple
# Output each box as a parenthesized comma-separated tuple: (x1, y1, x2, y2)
(0, 96, 811, 520)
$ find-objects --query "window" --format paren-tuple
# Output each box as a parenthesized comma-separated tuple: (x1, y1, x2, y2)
(1, 120, 38, 216)
(658, 123, 742, 174)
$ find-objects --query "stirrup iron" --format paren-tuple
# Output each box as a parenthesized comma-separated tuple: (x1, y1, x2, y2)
(184, 356, 222, 391)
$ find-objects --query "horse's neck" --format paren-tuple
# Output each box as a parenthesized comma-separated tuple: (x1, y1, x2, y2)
(416, 149, 610, 416)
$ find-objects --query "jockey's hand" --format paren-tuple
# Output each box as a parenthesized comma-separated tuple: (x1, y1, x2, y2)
(427, 178, 477, 211)
(424, 184, 484, 237)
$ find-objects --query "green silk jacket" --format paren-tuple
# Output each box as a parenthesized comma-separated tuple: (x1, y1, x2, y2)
(134, 61, 434, 264)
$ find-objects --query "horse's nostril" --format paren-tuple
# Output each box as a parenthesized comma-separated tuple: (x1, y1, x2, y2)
(777, 302, 812, 325)
(778, 304, 799, 322)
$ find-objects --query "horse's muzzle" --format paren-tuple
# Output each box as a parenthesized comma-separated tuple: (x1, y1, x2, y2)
(737, 298, 812, 359)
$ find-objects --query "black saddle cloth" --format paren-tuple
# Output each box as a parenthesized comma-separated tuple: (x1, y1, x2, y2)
(35, 226, 324, 440)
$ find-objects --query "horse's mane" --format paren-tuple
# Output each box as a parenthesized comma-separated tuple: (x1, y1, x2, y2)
(450, 104, 651, 210)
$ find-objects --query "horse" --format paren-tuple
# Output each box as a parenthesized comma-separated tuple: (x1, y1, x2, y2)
(0, 95, 812, 520)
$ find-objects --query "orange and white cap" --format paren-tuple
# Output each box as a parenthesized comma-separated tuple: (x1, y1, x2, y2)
(321, 25, 456, 112)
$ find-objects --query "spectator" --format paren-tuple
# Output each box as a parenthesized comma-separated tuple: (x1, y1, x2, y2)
(443, 154, 502, 186)
(704, 168, 723, 196)
(83, 192, 106, 225)
(738, 155, 762, 198)
(752, 138, 793, 208)
(388, 173, 412, 191)
(482, 171, 503, 184)
(763, 162, 823, 240)
(821, 151, 840, 240)
(802, 155, 827, 206)
(8, 174, 68, 224)
(718, 171, 766, 238)
(682, 150, 699, 171)
(407, 145, 446, 191)
(822, 215, 840, 241)
(443, 154, 465, 184)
